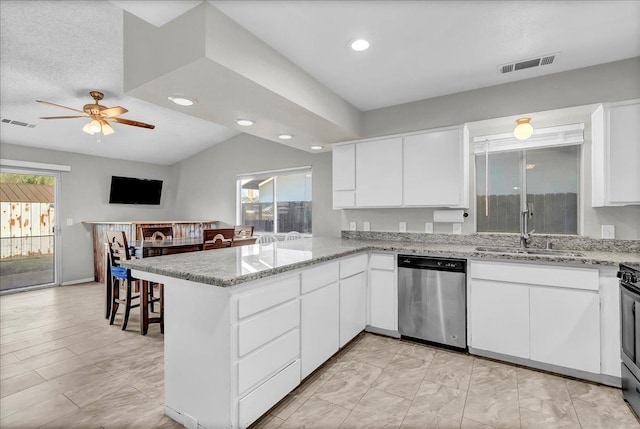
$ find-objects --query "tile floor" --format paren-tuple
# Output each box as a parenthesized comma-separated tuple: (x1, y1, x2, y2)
(1, 283, 639, 429)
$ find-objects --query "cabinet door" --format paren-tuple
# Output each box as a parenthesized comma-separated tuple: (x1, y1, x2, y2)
(340, 272, 367, 347)
(333, 144, 356, 191)
(470, 279, 530, 359)
(608, 101, 640, 205)
(530, 287, 600, 373)
(369, 269, 397, 331)
(403, 128, 463, 207)
(356, 138, 403, 207)
(301, 282, 339, 378)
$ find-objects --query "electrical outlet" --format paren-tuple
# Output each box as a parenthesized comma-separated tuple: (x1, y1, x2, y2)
(183, 413, 198, 429)
(452, 223, 462, 235)
(349, 221, 357, 231)
(425, 222, 434, 233)
(363, 221, 370, 232)
(399, 222, 407, 233)
(601, 224, 615, 239)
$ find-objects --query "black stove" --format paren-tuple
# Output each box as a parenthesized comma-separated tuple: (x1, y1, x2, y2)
(619, 263, 640, 417)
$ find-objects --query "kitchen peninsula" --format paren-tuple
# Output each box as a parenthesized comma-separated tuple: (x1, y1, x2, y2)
(123, 235, 639, 429)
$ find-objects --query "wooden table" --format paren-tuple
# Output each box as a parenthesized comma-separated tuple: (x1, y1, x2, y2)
(132, 237, 204, 257)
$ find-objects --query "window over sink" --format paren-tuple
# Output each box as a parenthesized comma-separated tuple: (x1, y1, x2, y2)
(474, 124, 582, 235)
(236, 166, 312, 235)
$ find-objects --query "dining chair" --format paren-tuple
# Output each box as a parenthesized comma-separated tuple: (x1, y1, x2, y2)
(256, 234, 278, 245)
(284, 231, 302, 241)
(141, 226, 173, 240)
(234, 225, 254, 238)
(202, 228, 234, 250)
(106, 231, 163, 333)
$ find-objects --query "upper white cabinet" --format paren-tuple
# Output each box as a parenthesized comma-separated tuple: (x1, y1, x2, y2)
(592, 99, 640, 206)
(332, 125, 469, 209)
(355, 137, 403, 207)
(403, 126, 469, 208)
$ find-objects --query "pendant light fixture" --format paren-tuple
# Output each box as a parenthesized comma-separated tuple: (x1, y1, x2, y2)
(514, 117, 533, 140)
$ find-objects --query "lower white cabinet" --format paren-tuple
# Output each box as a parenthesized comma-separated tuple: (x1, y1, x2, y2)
(339, 272, 367, 347)
(470, 279, 530, 359)
(529, 287, 600, 373)
(469, 260, 601, 375)
(300, 282, 340, 378)
(369, 253, 398, 331)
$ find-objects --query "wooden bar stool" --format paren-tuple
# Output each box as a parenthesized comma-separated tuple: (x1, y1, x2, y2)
(106, 231, 140, 331)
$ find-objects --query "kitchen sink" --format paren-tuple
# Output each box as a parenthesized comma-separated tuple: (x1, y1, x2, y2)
(475, 246, 585, 257)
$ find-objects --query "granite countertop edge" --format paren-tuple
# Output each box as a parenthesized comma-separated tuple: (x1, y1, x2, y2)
(122, 239, 639, 288)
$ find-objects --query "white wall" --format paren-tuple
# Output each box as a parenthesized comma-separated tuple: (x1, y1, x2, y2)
(0, 143, 179, 283)
(342, 57, 640, 239)
(173, 133, 340, 238)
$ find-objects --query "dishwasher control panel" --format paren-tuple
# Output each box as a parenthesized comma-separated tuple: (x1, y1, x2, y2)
(398, 255, 466, 273)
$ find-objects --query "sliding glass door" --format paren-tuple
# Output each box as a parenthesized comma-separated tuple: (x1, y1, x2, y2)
(0, 170, 57, 291)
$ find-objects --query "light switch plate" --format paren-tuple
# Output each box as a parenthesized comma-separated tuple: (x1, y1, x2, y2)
(601, 224, 615, 239)
(363, 221, 370, 232)
(66, 218, 73, 226)
(349, 221, 357, 231)
(452, 223, 462, 235)
(425, 222, 434, 233)
(399, 222, 407, 233)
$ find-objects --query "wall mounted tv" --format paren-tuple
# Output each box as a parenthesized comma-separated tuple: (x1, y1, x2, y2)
(109, 176, 163, 205)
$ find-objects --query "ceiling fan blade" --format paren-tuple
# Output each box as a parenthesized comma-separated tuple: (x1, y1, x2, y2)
(36, 100, 87, 115)
(111, 117, 155, 129)
(100, 120, 115, 135)
(40, 115, 87, 119)
(100, 106, 128, 117)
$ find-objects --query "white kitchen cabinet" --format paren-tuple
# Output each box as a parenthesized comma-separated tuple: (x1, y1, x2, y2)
(339, 272, 367, 347)
(369, 253, 397, 331)
(469, 279, 530, 359)
(300, 282, 340, 378)
(529, 287, 600, 373)
(355, 137, 403, 207)
(403, 126, 469, 208)
(332, 143, 356, 208)
(592, 99, 640, 206)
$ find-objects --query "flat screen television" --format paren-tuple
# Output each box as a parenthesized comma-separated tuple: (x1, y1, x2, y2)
(109, 176, 163, 205)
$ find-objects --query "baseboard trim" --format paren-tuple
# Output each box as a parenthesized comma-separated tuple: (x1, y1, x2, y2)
(469, 347, 621, 387)
(365, 325, 400, 338)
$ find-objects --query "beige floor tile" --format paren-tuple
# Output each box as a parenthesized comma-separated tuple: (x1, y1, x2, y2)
(357, 388, 412, 418)
(423, 350, 474, 391)
(520, 408, 580, 429)
(460, 418, 495, 429)
(0, 353, 20, 367)
(339, 344, 398, 368)
(270, 393, 308, 420)
(572, 397, 640, 429)
(295, 360, 345, 398)
(401, 381, 466, 428)
(396, 341, 438, 363)
(340, 405, 405, 429)
(279, 396, 350, 429)
(315, 360, 383, 409)
(372, 353, 430, 399)
(0, 347, 77, 380)
(0, 370, 45, 398)
(0, 393, 79, 428)
(517, 368, 578, 422)
(250, 414, 285, 429)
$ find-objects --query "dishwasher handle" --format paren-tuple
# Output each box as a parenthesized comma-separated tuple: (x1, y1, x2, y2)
(397, 255, 466, 273)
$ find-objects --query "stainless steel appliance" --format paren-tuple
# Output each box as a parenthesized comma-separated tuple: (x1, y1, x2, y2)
(620, 262, 640, 417)
(398, 255, 467, 351)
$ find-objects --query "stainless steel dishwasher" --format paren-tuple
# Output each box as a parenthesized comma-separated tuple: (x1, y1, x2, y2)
(398, 255, 467, 351)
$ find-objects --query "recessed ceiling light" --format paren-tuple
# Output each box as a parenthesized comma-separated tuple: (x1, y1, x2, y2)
(236, 119, 254, 126)
(310, 145, 324, 150)
(278, 134, 293, 140)
(168, 96, 195, 106)
(350, 39, 370, 52)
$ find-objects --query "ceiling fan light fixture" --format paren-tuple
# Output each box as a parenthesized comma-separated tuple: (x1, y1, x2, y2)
(100, 120, 115, 136)
(82, 119, 102, 135)
(514, 117, 533, 140)
(168, 96, 195, 106)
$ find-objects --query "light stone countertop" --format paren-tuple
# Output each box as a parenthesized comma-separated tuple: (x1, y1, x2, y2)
(121, 237, 640, 288)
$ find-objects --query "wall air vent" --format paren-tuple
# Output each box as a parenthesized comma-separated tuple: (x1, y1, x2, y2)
(1, 118, 37, 128)
(498, 53, 558, 74)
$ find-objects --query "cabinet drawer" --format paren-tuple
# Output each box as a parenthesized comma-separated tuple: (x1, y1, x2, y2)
(237, 275, 299, 319)
(471, 261, 598, 291)
(340, 254, 368, 279)
(370, 253, 395, 271)
(301, 262, 339, 294)
(238, 329, 299, 395)
(238, 300, 299, 357)
(239, 359, 301, 428)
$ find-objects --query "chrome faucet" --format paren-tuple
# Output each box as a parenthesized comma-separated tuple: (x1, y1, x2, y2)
(520, 203, 535, 248)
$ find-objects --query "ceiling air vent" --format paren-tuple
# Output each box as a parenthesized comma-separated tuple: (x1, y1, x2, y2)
(498, 53, 558, 74)
(1, 118, 37, 128)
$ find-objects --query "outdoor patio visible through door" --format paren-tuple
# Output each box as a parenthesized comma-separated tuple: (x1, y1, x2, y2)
(0, 171, 57, 291)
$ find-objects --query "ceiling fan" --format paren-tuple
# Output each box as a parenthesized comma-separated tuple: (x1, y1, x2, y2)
(37, 91, 155, 136)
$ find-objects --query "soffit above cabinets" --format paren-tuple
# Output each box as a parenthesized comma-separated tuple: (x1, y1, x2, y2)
(123, 2, 362, 153)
